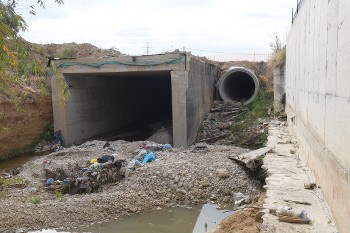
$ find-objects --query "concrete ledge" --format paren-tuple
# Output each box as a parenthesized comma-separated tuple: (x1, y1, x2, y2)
(260, 120, 338, 233)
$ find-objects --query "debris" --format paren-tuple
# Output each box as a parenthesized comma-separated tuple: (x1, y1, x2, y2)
(284, 199, 311, 206)
(103, 142, 110, 148)
(304, 182, 317, 190)
(142, 152, 156, 164)
(97, 155, 114, 163)
(228, 146, 273, 171)
(191, 144, 209, 153)
(290, 149, 296, 154)
(90, 159, 97, 164)
(271, 207, 310, 224)
(29, 187, 38, 193)
(233, 192, 247, 206)
(216, 168, 230, 179)
(162, 144, 172, 149)
(47, 178, 54, 185)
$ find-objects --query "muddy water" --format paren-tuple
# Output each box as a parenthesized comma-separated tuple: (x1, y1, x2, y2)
(31, 204, 233, 233)
(0, 153, 42, 171)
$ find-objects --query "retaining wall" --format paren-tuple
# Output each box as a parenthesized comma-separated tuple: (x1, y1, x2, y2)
(285, 0, 350, 232)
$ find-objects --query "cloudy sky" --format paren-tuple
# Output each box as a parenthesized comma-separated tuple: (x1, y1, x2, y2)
(19, 0, 296, 56)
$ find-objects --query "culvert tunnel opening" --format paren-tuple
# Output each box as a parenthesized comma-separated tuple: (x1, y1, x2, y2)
(64, 70, 173, 144)
(222, 71, 256, 103)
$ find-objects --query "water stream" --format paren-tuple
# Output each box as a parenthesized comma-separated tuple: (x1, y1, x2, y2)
(0, 153, 42, 171)
(30, 203, 234, 233)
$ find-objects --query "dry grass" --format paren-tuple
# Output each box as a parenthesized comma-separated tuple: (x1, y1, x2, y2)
(269, 47, 286, 69)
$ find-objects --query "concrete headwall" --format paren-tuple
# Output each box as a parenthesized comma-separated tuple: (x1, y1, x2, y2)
(286, 0, 350, 232)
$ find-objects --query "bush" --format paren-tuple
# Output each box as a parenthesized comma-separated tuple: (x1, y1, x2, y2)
(30, 195, 41, 204)
(59, 46, 78, 58)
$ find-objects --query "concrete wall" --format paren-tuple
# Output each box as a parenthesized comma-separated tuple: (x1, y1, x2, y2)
(187, 58, 217, 146)
(286, 0, 350, 232)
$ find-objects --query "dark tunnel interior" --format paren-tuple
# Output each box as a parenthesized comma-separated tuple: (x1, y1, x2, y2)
(222, 71, 256, 102)
(64, 71, 173, 142)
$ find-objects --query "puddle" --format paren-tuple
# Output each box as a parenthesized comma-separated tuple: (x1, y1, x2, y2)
(30, 203, 234, 233)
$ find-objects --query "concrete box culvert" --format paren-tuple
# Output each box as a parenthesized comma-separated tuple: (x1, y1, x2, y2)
(217, 67, 260, 105)
(52, 53, 218, 148)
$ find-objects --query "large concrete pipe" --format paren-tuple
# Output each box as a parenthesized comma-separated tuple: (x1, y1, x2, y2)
(217, 66, 259, 104)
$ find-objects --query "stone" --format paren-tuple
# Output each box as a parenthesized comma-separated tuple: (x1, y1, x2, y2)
(199, 179, 210, 187)
(216, 168, 230, 179)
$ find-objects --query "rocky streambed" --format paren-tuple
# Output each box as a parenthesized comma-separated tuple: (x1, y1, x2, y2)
(0, 140, 263, 232)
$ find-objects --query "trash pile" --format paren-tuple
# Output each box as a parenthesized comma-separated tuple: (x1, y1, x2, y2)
(35, 131, 65, 153)
(44, 143, 172, 195)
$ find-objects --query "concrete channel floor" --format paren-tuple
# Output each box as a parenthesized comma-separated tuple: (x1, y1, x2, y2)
(260, 120, 339, 233)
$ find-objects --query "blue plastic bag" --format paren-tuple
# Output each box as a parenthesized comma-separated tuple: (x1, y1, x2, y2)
(47, 178, 54, 185)
(163, 144, 172, 149)
(142, 152, 156, 164)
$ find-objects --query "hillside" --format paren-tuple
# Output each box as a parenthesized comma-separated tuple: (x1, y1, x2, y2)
(0, 42, 122, 159)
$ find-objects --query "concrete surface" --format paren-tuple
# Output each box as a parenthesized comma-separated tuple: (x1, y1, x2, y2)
(260, 120, 338, 233)
(52, 53, 217, 148)
(285, 1, 350, 232)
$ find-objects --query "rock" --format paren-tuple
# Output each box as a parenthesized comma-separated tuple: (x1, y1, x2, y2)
(119, 167, 126, 175)
(216, 168, 230, 179)
(210, 194, 217, 201)
(290, 149, 296, 154)
(199, 179, 210, 187)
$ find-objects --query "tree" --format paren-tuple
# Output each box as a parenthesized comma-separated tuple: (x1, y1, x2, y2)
(0, 0, 63, 109)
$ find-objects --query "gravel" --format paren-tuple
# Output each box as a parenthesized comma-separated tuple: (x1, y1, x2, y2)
(0, 140, 262, 232)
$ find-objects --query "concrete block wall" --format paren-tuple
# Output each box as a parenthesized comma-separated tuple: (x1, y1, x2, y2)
(286, 0, 350, 232)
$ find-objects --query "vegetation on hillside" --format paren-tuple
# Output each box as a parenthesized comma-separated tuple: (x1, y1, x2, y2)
(0, 0, 63, 108)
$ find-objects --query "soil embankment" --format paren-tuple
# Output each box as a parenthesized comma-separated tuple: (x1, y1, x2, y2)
(0, 97, 52, 159)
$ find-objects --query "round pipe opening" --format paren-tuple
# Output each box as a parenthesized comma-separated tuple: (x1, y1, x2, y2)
(217, 67, 259, 105)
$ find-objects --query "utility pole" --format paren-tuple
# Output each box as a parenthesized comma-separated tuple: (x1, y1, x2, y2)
(144, 40, 153, 55)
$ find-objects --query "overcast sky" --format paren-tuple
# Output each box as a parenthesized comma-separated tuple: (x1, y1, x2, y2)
(19, 0, 296, 56)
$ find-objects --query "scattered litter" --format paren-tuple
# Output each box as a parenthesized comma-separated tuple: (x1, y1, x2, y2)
(304, 182, 317, 190)
(47, 178, 54, 185)
(34, 131, 65, 153)
(162, 144, 172, 149)
(103, 142, 110, 148)
(142, 152, 156, 164)
(191, 144, 208, 153)
(233, 192, 247, 206)
(270, 207, 310, 224)
(29, 187, 38, 193)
